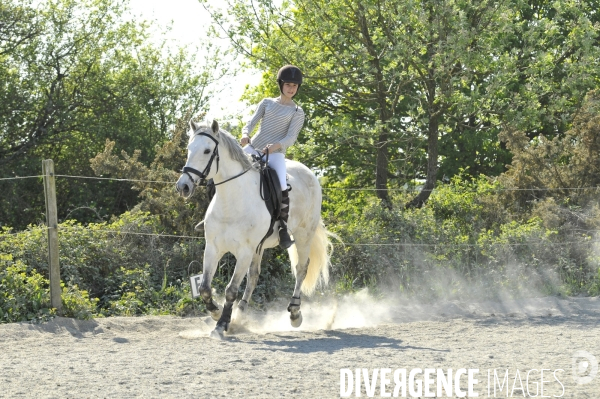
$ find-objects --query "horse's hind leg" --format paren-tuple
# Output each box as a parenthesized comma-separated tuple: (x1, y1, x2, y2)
(288, 242, 311, 328)
(211, 251, 252, 339)
(238, 251, 263, 312)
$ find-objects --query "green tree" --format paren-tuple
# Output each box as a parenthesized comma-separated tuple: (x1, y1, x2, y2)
(89, 115, 212, 236)
(0, 0, 41, 56)
(0, 0, 228, 230)
(201, 0, 600, 208)
(494, 0, 600, 139)
(201, 0, 512, 207)
(499, 90, 600, 210)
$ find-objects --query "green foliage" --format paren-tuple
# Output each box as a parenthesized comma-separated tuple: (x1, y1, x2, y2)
(327, 176, 600, 300)
(0, 204, 296, 320)
(89, 115, 211, 236)
(0, 0, 229, 231)
(499, 90, 600, 211)
(203, 0, 600, 206)
(102, 265, 190, 316)
(0, 259, 55, 323)
(2, 169, 599, 323)
(3, 0, 600, 324)
(0, 255, 97, 323)
(61, 284, 98, 320)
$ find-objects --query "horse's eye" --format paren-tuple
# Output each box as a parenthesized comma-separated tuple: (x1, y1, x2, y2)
(204, 149, 211, 154)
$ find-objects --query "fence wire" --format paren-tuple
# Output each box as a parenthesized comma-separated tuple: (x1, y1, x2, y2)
(1, 225, 598, 248)
(57, 225, 203, 240)
(54, 175, 176, 185)
(0, 175, 44, 181)
(2, 173, 600, 192)
(1, 173, 599, 249)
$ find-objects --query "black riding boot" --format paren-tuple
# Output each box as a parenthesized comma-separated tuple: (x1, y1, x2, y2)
(279, 189, 294, 249)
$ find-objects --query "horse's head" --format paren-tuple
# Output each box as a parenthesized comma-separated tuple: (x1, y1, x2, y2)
(176, 119, 220, 198)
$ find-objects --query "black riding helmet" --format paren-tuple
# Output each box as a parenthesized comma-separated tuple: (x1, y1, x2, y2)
(277, 65, 303, 95)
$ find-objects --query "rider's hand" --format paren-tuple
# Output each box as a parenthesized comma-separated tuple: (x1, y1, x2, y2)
(262, 143, 281, 154)
(240, 136, 250, 146)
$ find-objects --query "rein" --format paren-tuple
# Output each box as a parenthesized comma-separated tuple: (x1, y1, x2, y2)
(254, 150, 271, 202)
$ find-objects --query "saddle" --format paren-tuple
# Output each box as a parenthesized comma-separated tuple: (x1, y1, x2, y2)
(255, 154, 284, 253)
(261, 166, 282, 221)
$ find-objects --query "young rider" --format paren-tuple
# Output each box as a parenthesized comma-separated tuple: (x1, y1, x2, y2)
(240, 65, 305, 249)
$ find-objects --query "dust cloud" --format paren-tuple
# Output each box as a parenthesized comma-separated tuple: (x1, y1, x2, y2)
(180, 243, 599, 339)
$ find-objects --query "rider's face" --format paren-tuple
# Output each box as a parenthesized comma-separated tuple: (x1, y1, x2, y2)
(282, 82, 298, 98)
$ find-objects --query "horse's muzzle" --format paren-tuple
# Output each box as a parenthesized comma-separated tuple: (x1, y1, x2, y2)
(176, 175, 194, 198)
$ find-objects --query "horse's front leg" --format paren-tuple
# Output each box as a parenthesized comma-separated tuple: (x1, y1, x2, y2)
(237, 250, 264, 313)
(211, 250, 252, 339)
(199, 245, 223, 321)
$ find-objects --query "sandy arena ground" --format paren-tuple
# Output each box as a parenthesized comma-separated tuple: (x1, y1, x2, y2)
(1, 294, 599, 398)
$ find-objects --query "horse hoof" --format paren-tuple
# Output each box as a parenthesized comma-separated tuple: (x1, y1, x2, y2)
(210, 305, 223, 322)
(210, 328, 225, 340)
(237, 300, 247, 312)
(290, 311, 303, 328)
(210, 323, 227, 340)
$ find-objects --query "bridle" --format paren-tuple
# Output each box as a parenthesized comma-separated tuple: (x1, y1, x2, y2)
(181, 132, 220, 185)
(181, 131, 251, 189)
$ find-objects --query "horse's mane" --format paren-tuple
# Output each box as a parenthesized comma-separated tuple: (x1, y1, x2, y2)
(189, 122, 254, 170)
(217, 128, 254, 169)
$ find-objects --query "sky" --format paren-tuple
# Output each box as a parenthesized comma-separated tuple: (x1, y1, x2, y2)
(127, 0, 261, 120)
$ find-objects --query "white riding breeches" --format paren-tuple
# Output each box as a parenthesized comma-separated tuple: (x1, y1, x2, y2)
(243, 145, 287, 190)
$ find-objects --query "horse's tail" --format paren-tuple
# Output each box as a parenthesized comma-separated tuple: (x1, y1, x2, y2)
(289, 218, 338, 296)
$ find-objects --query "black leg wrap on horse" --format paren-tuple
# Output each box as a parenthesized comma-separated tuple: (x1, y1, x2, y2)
(216, 303, 233, 331)
(221, 303, 233, 322)
(287, 296, 301, 312)
(204, 298, 220, 313)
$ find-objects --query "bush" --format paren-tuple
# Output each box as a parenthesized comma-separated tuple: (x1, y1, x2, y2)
(0, 255, 97, 323)
(327, 177, 600, 300)
(0, 208, 297, 321)
(61, 284, 98, 320)
(2, 170, 599, 323)
(0, 258, 54, 323)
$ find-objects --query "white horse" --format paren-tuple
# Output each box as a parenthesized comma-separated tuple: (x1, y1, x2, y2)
(176, 120, 334, 339)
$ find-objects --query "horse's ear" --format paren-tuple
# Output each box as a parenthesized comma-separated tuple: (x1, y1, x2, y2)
(189, 119, 199, 132)
(211, 120, 219, 134)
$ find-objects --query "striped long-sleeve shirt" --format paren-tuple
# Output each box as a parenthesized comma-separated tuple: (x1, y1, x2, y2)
(242, 98, 305, 154)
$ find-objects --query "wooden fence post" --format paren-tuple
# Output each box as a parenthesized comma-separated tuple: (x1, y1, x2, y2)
(42, 159, 62, 315)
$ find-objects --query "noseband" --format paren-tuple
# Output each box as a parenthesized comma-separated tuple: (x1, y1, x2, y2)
(182, 132, 220, 185)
